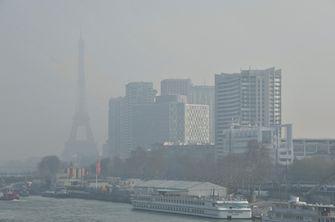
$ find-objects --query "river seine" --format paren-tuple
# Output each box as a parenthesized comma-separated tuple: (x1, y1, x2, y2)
(0, 196, 254, 222)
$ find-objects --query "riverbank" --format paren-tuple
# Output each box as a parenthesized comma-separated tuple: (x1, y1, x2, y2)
(41, 188, 131, 203)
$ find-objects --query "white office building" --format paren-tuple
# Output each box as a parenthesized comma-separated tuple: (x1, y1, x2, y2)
(215, 67, 282, 149)
(216, 124, 294, 165)
(182, 104, 210, 145)
(191, 85, 215, 144)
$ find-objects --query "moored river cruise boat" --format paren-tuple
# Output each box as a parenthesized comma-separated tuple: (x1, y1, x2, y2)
(132, 194, 252, 219)
(262, 197, 335, 222)
(131, 180, 251, 219)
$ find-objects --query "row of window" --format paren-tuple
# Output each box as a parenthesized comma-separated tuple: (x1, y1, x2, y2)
(135, 196, 151, 201)
(271, 213, 335, 222)
(154, 198, 205, 206)
(134, 203, 205, 214)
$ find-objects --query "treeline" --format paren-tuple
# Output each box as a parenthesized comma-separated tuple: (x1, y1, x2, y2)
(94, 142, 274, 191)
(35, 146, 335, 191)
(288, 156, 335, 183)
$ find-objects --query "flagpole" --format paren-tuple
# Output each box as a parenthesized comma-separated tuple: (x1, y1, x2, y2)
(95, 151, 102, 191)
(95, 158, 98, 190)
(95, 170, 98, 190)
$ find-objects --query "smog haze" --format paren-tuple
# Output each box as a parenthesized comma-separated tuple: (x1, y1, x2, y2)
(1, 0, 335, 162)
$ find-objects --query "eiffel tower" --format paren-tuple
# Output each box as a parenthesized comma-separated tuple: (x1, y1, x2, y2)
(62, 35, 97, 164)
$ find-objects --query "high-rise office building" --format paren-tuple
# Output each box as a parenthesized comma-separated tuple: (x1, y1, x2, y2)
(104, 80, 212, 159)
(182, 104, 210, 145)
(104, 97, 129, 159)
(125, 82, 156, 155)
(161, 79, 193, 100)
(215, 67, 282, 148)
(131, 97, 181, 148)
(131, 96, 210, 149)
(191, 85, 215, 144)
(160, 79, 214, 143)
(126, 82, 156, 105)
(103, 82, 156, 159)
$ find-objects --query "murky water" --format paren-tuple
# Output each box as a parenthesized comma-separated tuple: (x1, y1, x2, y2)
(0, 196, 254, 222)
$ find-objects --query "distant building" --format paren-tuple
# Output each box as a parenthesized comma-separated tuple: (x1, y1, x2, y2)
(125, 82, 156, 155)
(182, 104, 210, 145)
(216, 124, 294, 165)
(104, 81, 211, 159)
(161, 79, 193, 100)
(104, 97, 128, 159)
(134, 180, 227, 197)
(156, 95, 187, 104)
(215, 67, 282, 149)
(191, 85, 215, 144)
(160, 79, 214, 143)
(131, 101, 178, 148)
(126, 82, 156, 105)
(131, 96, 210, 148)
(293, 139, 335, 160)
(103, 82, 156, 159)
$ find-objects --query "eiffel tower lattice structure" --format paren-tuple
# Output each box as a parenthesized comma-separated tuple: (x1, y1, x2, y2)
(62, 35, 97, 164)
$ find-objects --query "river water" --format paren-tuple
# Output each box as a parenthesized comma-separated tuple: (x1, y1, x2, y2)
(0, 196, 254, 222)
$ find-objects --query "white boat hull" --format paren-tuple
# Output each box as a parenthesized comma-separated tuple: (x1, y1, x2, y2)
(262, 218, 313, 222)
(132, 203, 252, 219)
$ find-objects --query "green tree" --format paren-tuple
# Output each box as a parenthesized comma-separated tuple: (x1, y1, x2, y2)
(37, 155, 61, 187)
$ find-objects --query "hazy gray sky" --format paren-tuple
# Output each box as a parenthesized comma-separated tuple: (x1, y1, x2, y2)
(1, 0, 334, 162)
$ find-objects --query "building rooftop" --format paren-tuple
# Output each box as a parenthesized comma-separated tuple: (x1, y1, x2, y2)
(135, 179, 223, 190)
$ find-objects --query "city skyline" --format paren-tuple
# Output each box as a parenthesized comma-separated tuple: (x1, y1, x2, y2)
(1, 0, 335, 162)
